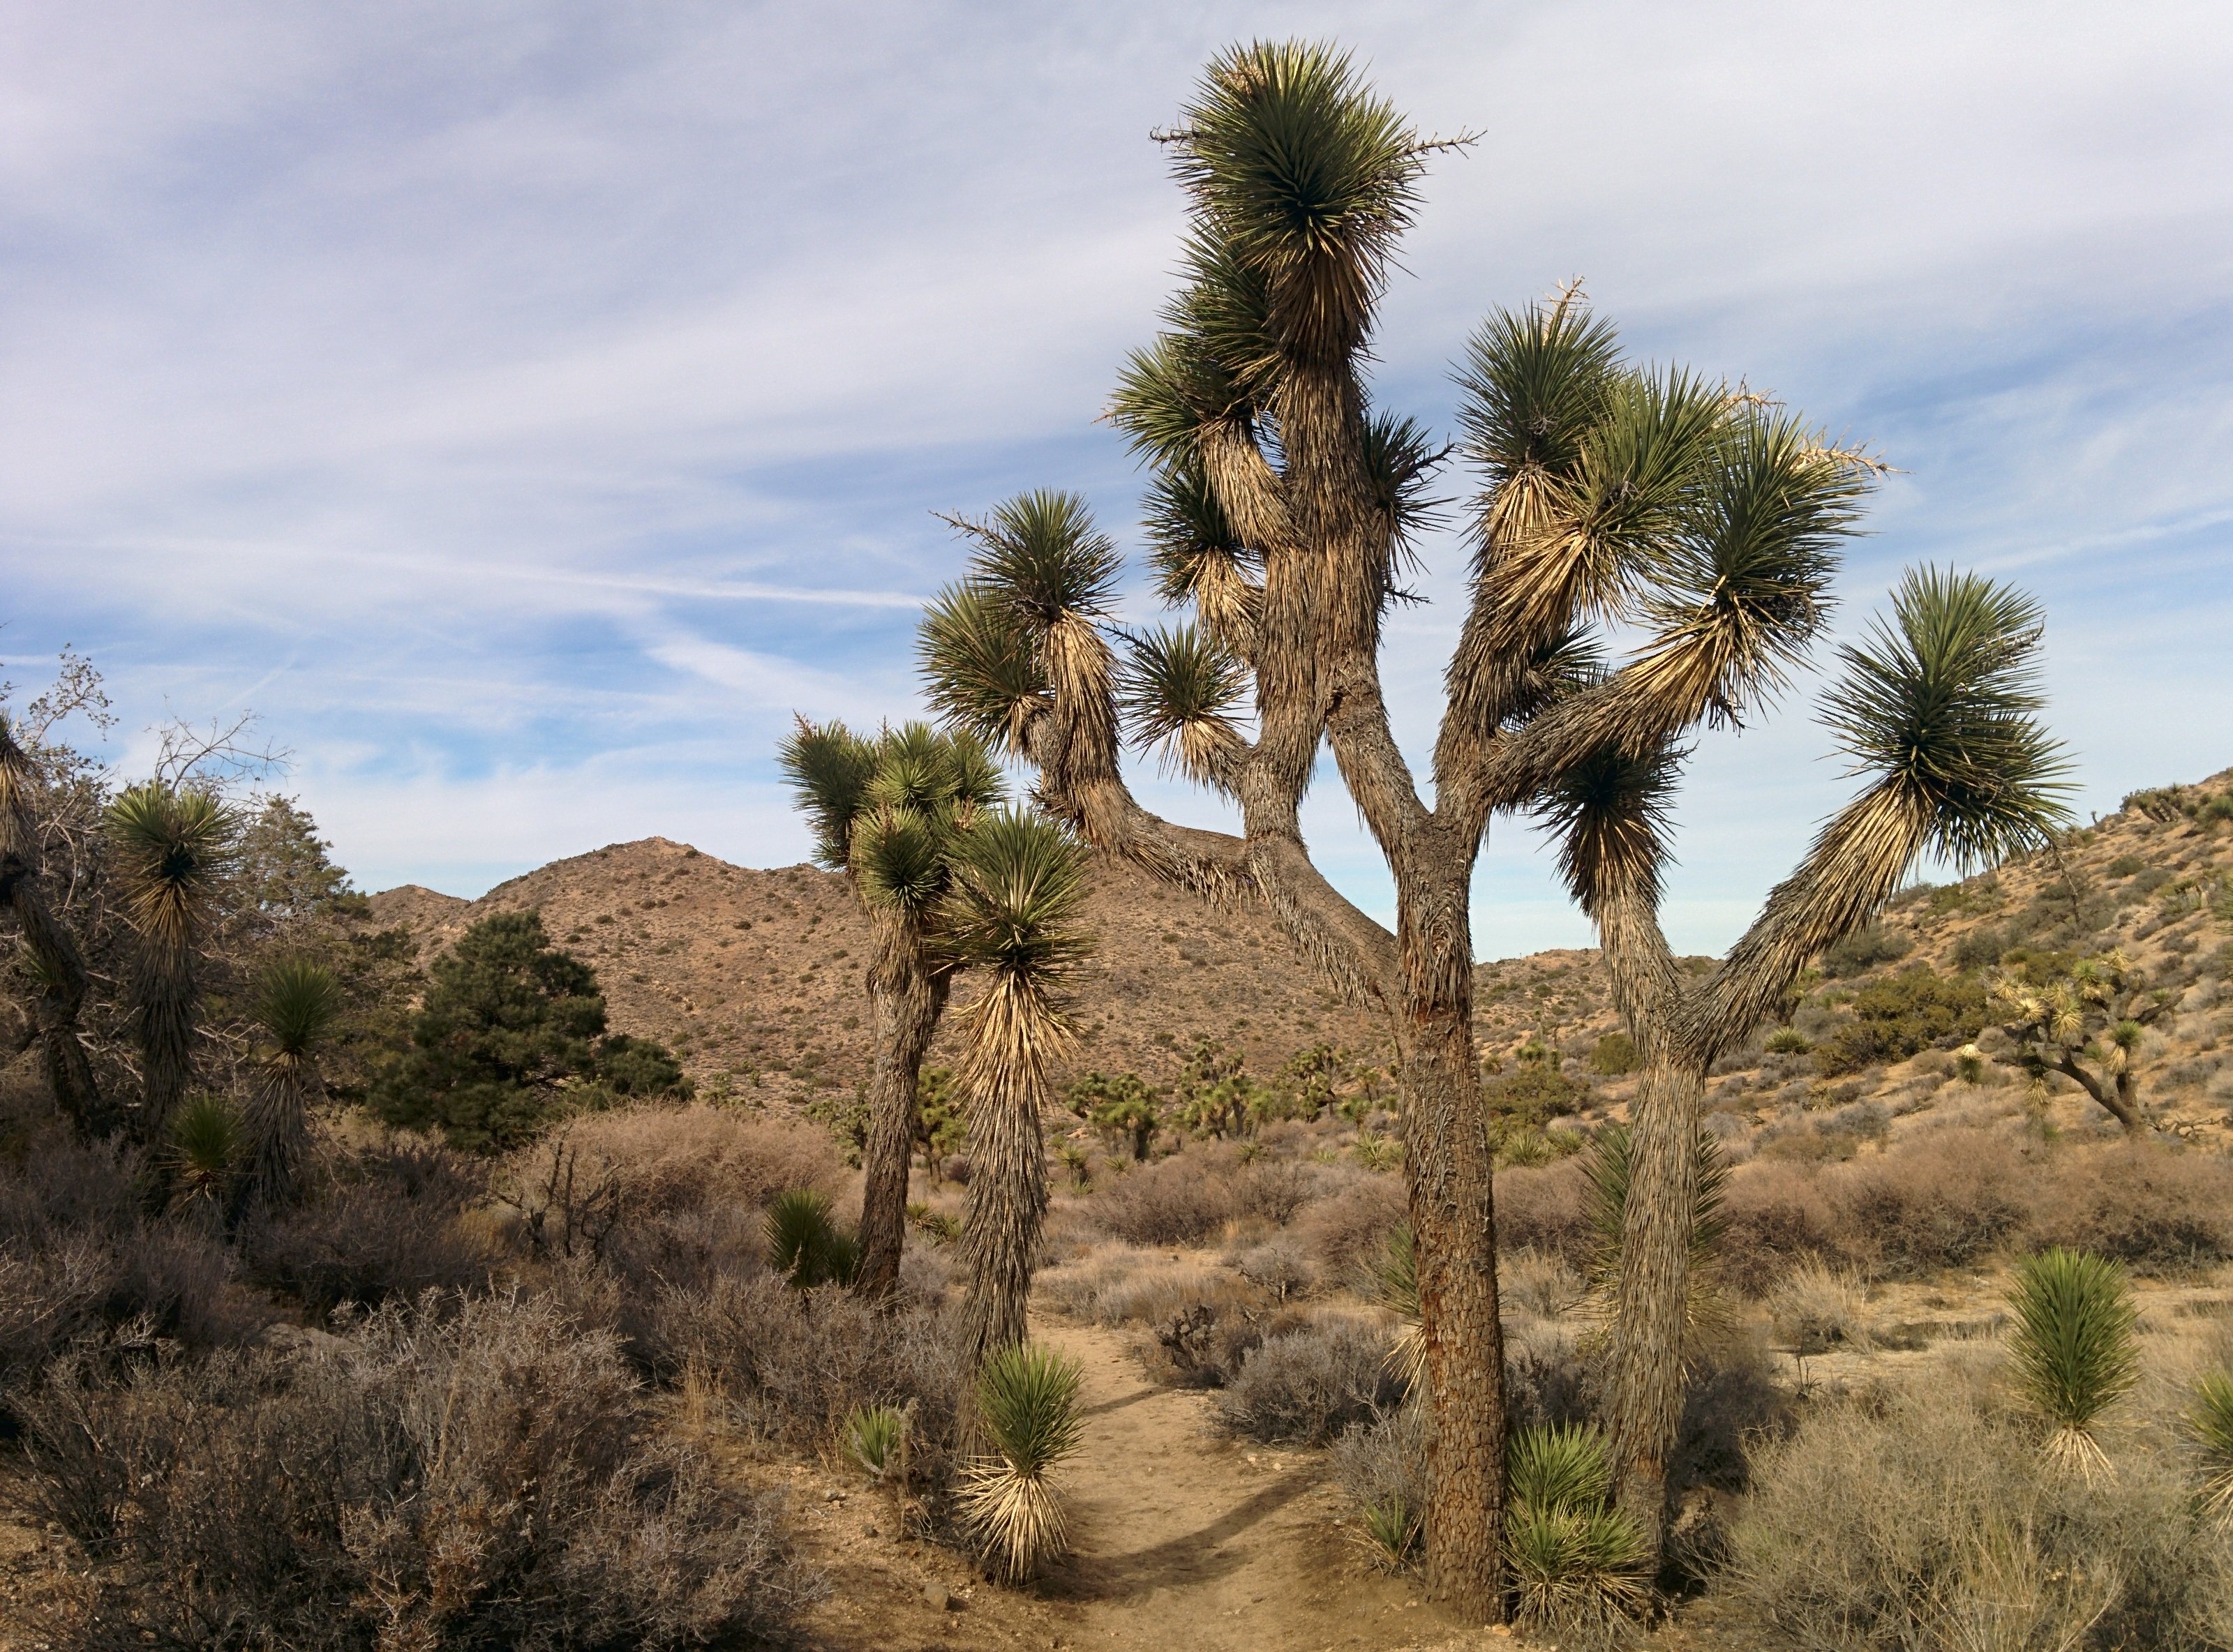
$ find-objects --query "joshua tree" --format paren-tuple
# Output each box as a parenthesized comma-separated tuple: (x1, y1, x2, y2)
(105, 782, 237, 1143)
(914, 42, 2022, 1610)
(0, 716, 107, 1137)
(239, 956, 343, 1212)
(939, 808, 1089, 1365)
(1989, 948, 2165, 1132)
(779, 719, 1003, 1298)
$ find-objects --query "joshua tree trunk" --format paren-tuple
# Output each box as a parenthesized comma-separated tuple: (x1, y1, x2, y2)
(856, 916, 950, 1298)
(2050, 1055, 2142, 1132)
(132, 940, 197, 1145)
(955, 974, 1056, 1365)
(1602, 1060, 1706, 1549)
(241, 1066, 310, 1217)
(1, 870, 107, 1139)
(1391, 859, 1507, 1618)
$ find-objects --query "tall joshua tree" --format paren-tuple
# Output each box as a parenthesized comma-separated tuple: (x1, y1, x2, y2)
(937, 807, 1089, 1364)
(105, 782, 237, 1143)
(916, 43, 2067, 1613)
(239, 956, 343, 1212)
(779, 720, 1003, 1298)
(0, 716, 107, 1138)
(1454, 308, 2071, 1559)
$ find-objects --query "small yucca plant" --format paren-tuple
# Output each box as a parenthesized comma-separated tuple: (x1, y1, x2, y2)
(763, 1188, 860, 1287)
(959, 1342, 1084, 1582)
(2187, 1369, 2233, 1520)
(2006, 1247, 2138, 1479)
(1373, 1223, 1426, 1392)
(1357, 1495, 1421, 1570)
(167, 1093, 243, 1210)
(844, 1402, 909, 1479)
(1504, 1423, 1648, 1646)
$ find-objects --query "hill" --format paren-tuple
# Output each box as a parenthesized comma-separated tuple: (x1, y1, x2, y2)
(366, 766, 2233, 1137)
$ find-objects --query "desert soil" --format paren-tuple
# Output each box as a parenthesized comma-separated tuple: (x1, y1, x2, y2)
(781, 1320, 1515, 1652)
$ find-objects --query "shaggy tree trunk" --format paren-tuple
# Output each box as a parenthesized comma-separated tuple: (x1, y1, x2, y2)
(1604, 1058, 1708, 1554)
(1, 869, 107, 1140)
(132, 940, 197, 1146)
(955, 977, 1054, 1366)
(2054, 1054, 2142, 1133)
(1393, 855, 1507, 1622)
(855, 918, 948, 1300)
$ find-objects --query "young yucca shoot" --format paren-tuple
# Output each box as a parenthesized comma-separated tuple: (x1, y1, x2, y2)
(1503, 1422, 1649, 1644)
(959, 1343, 1084, 1583)
(763, 1187, 859, 1287)
(2188, 1369, 2233, 1521)
(843, 1403, 909, 1479)
(2006, 1247, 2139, 1480)
(1372, 1224, 1426, 1392)
(167, 1093, 243, 1210)
(1357, 1496, 1421, 1570)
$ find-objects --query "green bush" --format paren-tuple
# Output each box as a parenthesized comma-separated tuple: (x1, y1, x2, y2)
(1585, 1031, 1638, 1076)
(1763, 1027, 1812, 1056)
(1816, 966, 1987, 1075)
(373, 912, 687, 1150)
(1818, 924, 1912, 979)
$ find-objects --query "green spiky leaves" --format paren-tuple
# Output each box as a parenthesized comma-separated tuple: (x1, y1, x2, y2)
(1117, 624, 1250, 786)
(961, 1342, 1086, 1581)
(763, 1187, 861, 1289)
(253, 957, 341, 1059)
(1504, 1423, 1649, 1641)
(920, 585, 1051, 755)
(1531, 743, 1682, 914)
(1169, 41, 1428, 365)
(2006, 1247, 2138, 1479)
(1822, 566, 2075, 871)
(104, 783, 238, 952)
(939, 809, 1091, 986)
(2189, 1369, 2233, 1519)
(779, 719, 1003, 919)
(966, 490, 1121, 629)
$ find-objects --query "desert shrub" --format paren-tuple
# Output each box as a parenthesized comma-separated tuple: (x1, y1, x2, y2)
(1816, 965, 1987, 1075)
(244, 1141, 497, 1315)
(1149, 1296, 1287, 1389)
(1087, 1146, 1320, 1245)
(648, 1269, 967, 1484)
(1715, 1160, 1839, 1294)
(1724, 1376, 2233, 1651)
(1762, 1026, 1813, 1056)
(1216, 1314, 1401, 1444)
(0, 1141, 258, 1390)
(1585, 1030, 1639, 1076)
(1230, 1234, 1316, 1301)
(1299, 1173, 1407, 1283)
(1486, 1060, 1588, 1127)
(1495, 1159, 1595, 1266)
(1821, 1127, 2034, 1278)
(1504, 1424, 1648, 1649)
(18, 1292, 819, 1650)
(2031, 1141, 2233, 1275)
(1818, 923, 1911, 979)
(1951, 923, 2006, 970)
(1331, 1402, 1429, 1565)
(548, 1102, 842, 1215)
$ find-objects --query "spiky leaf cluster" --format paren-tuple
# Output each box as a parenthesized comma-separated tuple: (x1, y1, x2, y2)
(1822, 566, 2073, 871)
(254, 957, 342, 1060)
(778, 719, 1002, 922)
(105, 783, 239, 952)
(938, 809, 1090, 987)
(1504, 1423, 1649, 1642)
(2006, 1247, 2139, 1478)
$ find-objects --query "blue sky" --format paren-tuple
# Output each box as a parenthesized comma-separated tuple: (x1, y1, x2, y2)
(3, 2, 2230, 959)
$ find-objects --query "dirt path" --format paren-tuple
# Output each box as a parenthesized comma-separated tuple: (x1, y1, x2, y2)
(787, 1319, 1495, 1651)
(1033, 1321, 1458, 1651)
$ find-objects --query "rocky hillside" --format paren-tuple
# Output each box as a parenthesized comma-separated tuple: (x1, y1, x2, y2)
(368, 765, 2233, 1137)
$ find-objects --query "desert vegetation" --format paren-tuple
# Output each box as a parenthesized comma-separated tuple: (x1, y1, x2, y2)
(5, 37, 2233, 1652)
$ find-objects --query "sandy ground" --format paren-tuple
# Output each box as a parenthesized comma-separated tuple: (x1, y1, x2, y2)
(784, 1320, 1521, 1652)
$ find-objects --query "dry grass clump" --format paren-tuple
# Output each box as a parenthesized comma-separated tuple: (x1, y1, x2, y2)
(1215, 1312, 1401, 1444)
(17, 1291, 820, 1650)
(1297, 1171, 1407, 1283)
(1331, 1402, 1428, 1568)
(1821, 1126, 2035, 1279)
(1494, 1159, 1595, 1267)
(1763, 1261, 1876, 1356)
(1724, 1369, 2233, 1650)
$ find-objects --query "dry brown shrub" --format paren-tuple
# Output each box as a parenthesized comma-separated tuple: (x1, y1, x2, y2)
(1821, 1127, 2036, 1279)
(1215, 1312, 1401, 1443)
(1087, 1144, 1327, 1247)
(2029, 1140, 2233, 1275)
(1716, 1160, 1838, 1295)
(554, 1102, 843, 1215)
(1299, 1173, 1407, 1282)
(1495, 1159, 1594, 1266)
(20, 1291, 819, 1650)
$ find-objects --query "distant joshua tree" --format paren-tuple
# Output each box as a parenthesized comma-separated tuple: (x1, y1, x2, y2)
(1989, 948, 2167, 1131)
(779, 721, 1003, 1298)
(240, 957, 344, 1211)
(912, 40, 2069, 1604)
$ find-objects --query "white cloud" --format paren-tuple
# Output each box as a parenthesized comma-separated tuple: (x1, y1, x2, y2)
(5, 1, 2230, 943)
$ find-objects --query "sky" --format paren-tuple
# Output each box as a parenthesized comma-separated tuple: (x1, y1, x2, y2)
(3, 2, 2230, 959)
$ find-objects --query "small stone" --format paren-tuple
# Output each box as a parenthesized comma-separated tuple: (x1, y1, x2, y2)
(924, 1582, 958, 1611)
(825, 1489, 845, 1503)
